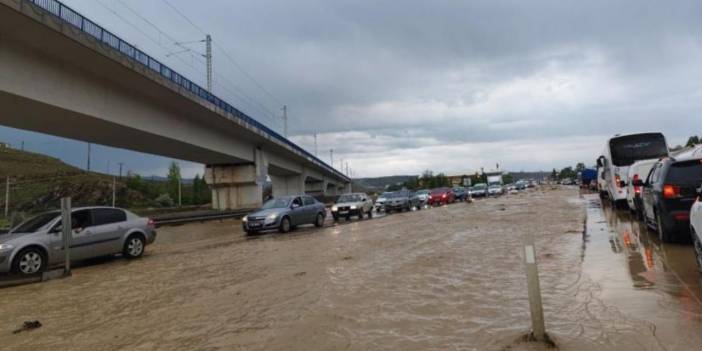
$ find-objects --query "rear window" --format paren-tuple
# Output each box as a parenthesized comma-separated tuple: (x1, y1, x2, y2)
(666, 160, 702, 185)
(92, 208, 127, 226)
(610, 133, 668, 166)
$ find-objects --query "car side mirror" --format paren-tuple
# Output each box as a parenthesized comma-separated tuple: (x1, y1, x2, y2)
(49, 225, 62, 234)
(291, 203, 300, 209)
(697, 186, 702, 198)
(596, 157, 603, 168)
(619, 180, 626, 188)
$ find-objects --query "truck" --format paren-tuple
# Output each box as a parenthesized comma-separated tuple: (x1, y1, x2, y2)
(579, 168, 598, 189)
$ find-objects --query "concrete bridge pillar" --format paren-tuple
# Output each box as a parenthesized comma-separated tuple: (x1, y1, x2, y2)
(305, 179, 328, 195)
(204, 149, 268, 210)
(270, 169, 308, 198)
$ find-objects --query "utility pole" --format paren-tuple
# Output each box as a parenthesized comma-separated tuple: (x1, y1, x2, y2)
(346, 162, 349, 176)
(314, 133, 318, 157)
(282, 105, 288, 138)
(86, 143, 92, 171)
(112, 177, 116, 207)
(330, 149, 334, 168)
(118, 162, 125, 179)
(4, 176, 9, 219)
(170, 35, 213, 92)
(178, 176, 182, 207)
(205, 34, 212, 92)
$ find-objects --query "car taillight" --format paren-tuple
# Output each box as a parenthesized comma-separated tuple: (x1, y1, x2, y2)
(633, 174, 641, 194)
(663, 184, 681, 199)
(442, 194, 447, 198)
(674, 213, 690, 221)
(147, 218, 156, 229)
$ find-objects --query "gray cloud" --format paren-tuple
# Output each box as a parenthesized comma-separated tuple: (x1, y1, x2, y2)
(7, 0, 702, 177)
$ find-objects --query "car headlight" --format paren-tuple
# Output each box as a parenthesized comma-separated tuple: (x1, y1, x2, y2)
(350, 205, 357, 210)
(242, 216, 248, 222)
(267, 213, 278, 220)
(332, 206, 338, 212)
(0, 244, 14, 250)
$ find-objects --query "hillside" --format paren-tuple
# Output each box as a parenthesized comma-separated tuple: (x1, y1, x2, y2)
(0, 147, 211, 226)
(353, 175, 416, 191)
(0, 147, 133, 216)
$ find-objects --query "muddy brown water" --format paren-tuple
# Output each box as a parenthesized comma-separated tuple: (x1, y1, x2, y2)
(1, 188, 701, 350)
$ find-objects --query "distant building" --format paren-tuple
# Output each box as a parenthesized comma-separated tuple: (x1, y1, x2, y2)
(447, 175, 472, 187)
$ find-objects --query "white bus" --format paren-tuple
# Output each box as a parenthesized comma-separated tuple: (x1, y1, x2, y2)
(596, 132, 668, 208)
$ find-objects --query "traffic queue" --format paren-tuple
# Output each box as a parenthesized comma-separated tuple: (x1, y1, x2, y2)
(596, 133, 702, 269)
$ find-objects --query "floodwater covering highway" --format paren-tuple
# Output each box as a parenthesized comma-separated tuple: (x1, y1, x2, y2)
(1, 188, 701, 350)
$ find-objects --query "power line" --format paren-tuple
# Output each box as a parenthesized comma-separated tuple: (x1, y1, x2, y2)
(105, 0, 281, 129)
(159, 0, 285, 107)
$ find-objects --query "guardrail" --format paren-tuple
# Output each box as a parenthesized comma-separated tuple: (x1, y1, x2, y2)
(27, 0, 349, 182)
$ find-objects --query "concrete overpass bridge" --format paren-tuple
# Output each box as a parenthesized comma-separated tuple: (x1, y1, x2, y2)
(0, 0, 350, 209)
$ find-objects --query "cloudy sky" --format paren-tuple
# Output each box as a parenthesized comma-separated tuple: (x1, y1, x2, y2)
(2, 0, 701, 177)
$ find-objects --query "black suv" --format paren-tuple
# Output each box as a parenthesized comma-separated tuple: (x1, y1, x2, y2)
(634, 148, 702, 242)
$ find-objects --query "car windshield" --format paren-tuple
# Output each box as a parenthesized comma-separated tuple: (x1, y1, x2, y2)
(261, 198, 292, 209)
(338, 194, 362, 202)
(10, 211, 59, 233)
(378, 192, 392, 198)
(489, 185, 501, 189)
(474, 184, 487, 190)
(416, 190, 430, 195)
(610, 133, 668, 167)
(388, 192, 406, 198)
(431, 188, 449, 195)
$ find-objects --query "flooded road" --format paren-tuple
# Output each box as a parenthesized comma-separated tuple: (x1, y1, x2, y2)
(580, 194, 702, 350)
(1, 188, 701, 350)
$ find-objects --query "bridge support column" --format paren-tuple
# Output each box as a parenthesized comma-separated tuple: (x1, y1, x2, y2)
(204, 150, 268, 210)
(305, 179, 327, 195)
(270, 169, 308, 197)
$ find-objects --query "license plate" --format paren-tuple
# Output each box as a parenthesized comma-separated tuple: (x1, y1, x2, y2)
(339, 211, 349, 215)
(249, 222, 262, 228)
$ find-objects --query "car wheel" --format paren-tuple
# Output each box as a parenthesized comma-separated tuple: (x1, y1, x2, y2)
(358, 210, 364, 219)
(368, 209, 373, 218)
(332, 214, 339, 222)
(12, 247, 46, 276)
(656, 211, 672, 243)
(123, 234, 145, 259)
(692, 226, 702, 271)
(315, 213, 325, 227)
(279, 216, 291, 233)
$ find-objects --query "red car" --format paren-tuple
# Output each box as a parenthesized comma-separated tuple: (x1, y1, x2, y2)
(428, 188, 455, 206)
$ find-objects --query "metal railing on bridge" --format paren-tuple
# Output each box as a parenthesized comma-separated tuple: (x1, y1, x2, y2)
(27, 0, 348, 182)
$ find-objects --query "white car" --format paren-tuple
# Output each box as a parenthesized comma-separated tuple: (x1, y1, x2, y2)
(691, 186, 702, 270)
(626, 159, 658, 217)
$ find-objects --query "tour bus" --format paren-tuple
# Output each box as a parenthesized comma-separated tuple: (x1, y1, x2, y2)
(596, 132, 669, 208)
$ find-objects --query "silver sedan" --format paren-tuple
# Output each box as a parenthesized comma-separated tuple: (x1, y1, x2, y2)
(0, 207, 156, 276)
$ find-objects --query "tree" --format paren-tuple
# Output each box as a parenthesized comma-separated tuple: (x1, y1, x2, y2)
(575, 163, 586, 173)
(686, 135, 700, 147)
(550, 169, 558, 181)
(167, 161, 181, 203)
(502, 173, 514, 184)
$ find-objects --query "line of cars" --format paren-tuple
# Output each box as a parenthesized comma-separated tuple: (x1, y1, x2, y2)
(596, 132, 702, 269)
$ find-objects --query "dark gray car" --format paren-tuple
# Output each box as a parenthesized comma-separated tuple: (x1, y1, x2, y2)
(242, 195, 326, 234)
(0, 207, 156, 276)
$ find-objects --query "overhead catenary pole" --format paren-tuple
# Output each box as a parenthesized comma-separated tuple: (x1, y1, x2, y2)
(205, 34, 212, 92)
(118, 162, 125, 179)
(282, 105, 288, 138)
(314, 132, 318, 157)
(330, 149, 334, 168)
